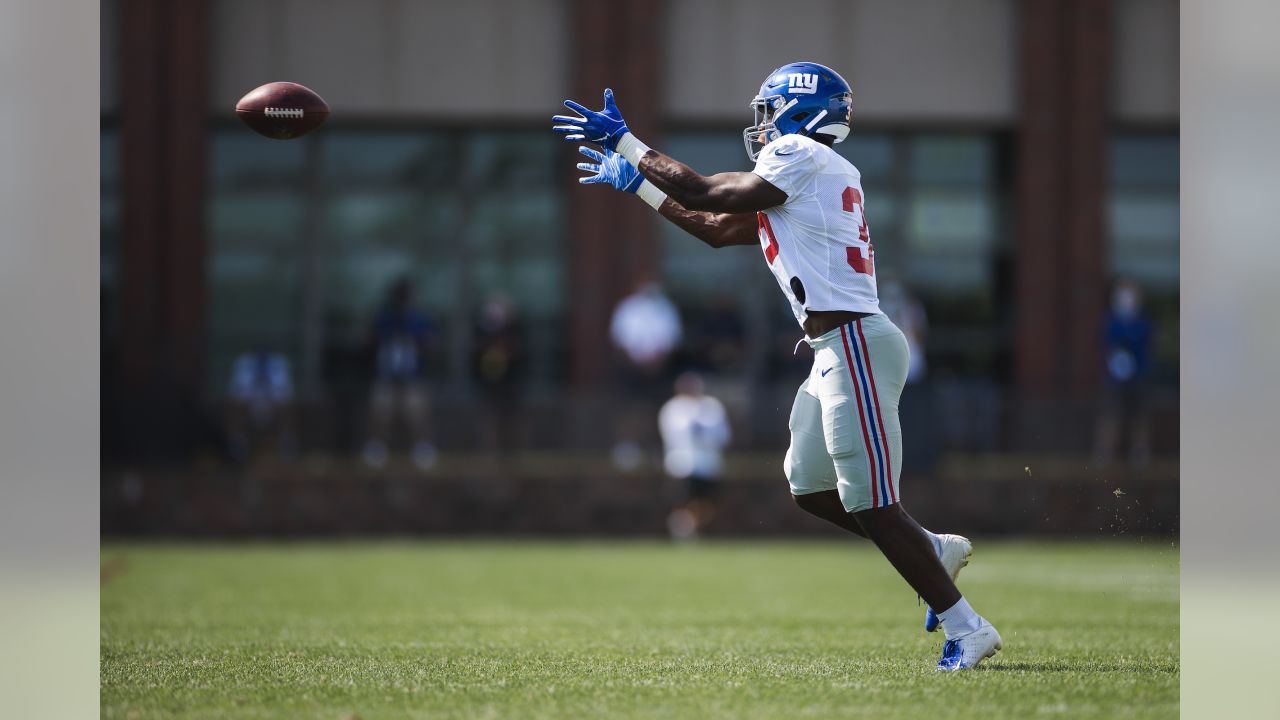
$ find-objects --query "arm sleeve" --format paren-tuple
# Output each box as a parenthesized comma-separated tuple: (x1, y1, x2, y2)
(751, 135, 815, 200)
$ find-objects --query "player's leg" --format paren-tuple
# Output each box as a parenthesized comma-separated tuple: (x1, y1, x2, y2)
(789, 351, 958, 548)
(824, 317, 999, 669)
(793, 489, 868, 538)
(819, 325, 956, 609)
(784, 377, 847, 521)
(853, 504, 958, 614)
(791, 348, 976, 643)
(667, 478, 698, 540)
(687, 476, 718, 532)
(794, 488, 970, 568)
(837, 388, 970, 633)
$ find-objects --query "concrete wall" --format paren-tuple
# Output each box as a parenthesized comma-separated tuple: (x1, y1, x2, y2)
(100, 0, 1179, 123)
(209, 0, 569, 118)
(1113, 0, 1179, 121)
(664, 0, 1018, 122)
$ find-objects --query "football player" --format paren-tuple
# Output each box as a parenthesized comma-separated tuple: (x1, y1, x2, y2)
(553, 62, 1002, 671)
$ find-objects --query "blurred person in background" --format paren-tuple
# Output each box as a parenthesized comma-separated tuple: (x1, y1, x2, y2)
(225, 348, 296, 464)
(471, 294, 527, 457)
(878, 277, 935, 471)
(609, 280, 682, 469)
(1094, 278, 1153, 467)
(659, 372, 731, 541)
(878, 278, 928, 385)
(364, 277, 437, 471)
(611, 280, 683, 373)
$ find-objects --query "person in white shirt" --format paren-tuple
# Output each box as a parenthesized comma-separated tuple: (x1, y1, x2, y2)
(610, 283, 683, 371)
(608, 281, 683, 470)
(658, 372, 730, 540)
(556, 61, 1001, 670)
(878, 278, 928, 385)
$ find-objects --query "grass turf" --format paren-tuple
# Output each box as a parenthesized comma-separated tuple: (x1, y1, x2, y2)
(101, 540, 1178, 719)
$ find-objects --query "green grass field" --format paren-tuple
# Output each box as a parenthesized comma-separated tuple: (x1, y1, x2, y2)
(101, 540, 1178, 719)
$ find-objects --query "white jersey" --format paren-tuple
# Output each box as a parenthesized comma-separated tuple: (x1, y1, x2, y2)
(658, 394, 731, 480)
(751, 133, 879, 327)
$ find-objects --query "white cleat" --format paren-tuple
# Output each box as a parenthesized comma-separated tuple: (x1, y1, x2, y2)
(937, 534, 973, 580)
(936, 621, 1002, 671)
(925, 534, 973, 632)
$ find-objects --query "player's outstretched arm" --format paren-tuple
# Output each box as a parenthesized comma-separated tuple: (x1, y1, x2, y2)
(655, 201, 759, 249)
(633, 152, 785, 214)
(553, 89, 786, 214)
(575, 146, 757, 248)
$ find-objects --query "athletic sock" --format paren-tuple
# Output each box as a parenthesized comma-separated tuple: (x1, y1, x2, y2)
(922, 529, 944, 557)
(937, 596, 984, 639)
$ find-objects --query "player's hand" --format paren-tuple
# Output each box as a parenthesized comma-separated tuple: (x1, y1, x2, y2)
(552, 88, 630, 151)
(576, 146, 643, 192)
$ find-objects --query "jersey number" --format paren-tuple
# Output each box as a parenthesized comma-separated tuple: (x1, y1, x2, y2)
(758, 212, 779, 264)
(760, 191, 873, 274)
(841, 186, 874, 276)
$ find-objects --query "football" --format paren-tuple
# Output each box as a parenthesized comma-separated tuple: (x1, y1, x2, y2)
(235, 81, 329, 139)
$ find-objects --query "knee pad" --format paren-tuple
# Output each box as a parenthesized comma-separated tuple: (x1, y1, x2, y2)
(785, 438, 838, 496)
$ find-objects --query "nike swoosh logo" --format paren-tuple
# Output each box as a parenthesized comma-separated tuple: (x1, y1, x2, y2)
(820, 367, 834, 377)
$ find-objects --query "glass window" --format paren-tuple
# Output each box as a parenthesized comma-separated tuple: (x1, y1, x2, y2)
(211, 132, 307, 185)
(838, 133, 896, 182)
(206, 126, 567, 397)
(1111, 135, 1179, 187)
(1109, 134, 1179, 289)
(1108, 132, 1179, 379)
(206, 132, 310, 390)
(901, 134, 1001, 293)
(659, 132, 760, 305)
(910, 136, 993, 185)
(319, 132, 450, 186)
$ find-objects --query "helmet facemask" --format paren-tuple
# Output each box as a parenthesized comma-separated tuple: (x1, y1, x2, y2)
(742, 94, 791, 162)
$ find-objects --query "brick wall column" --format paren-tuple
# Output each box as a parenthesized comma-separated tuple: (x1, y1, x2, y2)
(117, 0, 210, 459)
(1013, 0, 1111, 446)
(566, 0, 665, 389)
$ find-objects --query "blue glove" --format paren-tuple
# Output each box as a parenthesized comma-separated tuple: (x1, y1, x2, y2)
(576, 146, 643, 192)
(552, 88, 631, 152)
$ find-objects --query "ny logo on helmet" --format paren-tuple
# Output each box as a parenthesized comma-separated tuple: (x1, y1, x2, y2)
(786, 73, 819, 94)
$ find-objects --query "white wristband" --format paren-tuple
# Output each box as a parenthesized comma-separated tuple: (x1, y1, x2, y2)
(636, 180, 667, 211)
(614, 132, 652, 166)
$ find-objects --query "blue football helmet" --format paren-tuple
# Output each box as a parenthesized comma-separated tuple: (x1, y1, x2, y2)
(743, 62, 854, 161)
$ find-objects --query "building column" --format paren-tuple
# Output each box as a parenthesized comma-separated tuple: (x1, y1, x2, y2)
(1063, 0, 1111, 395)
(1013, 0, 1110, 447)
(117, 0, 210, 459)
(566, 0, 665, 389)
